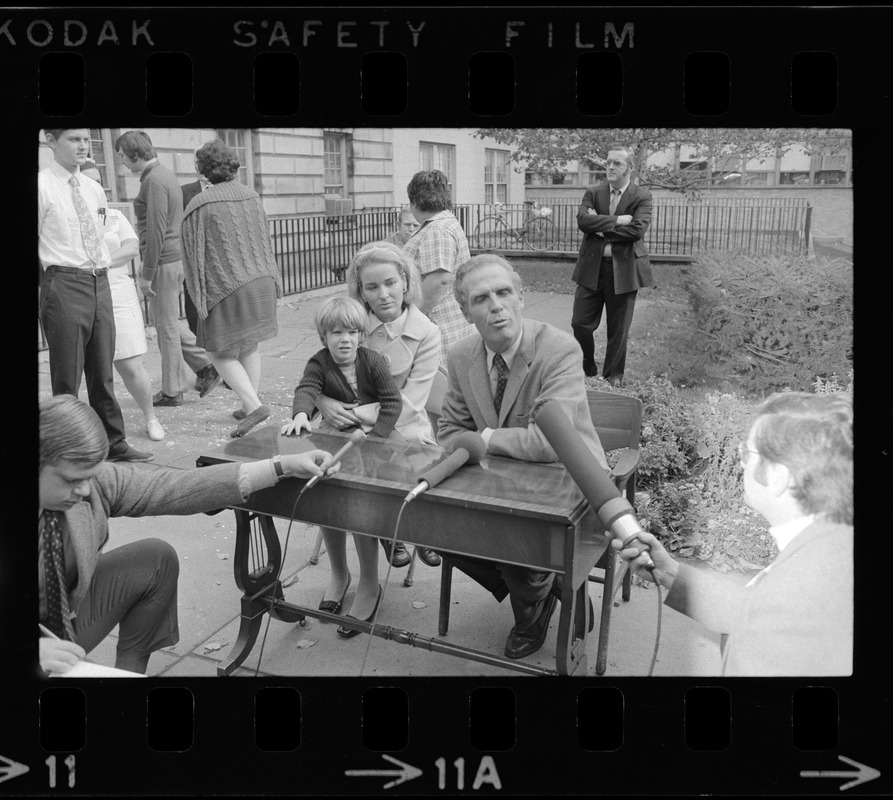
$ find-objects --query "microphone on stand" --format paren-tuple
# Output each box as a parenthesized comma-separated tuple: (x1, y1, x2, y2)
(405, 431, 487, 502)
(533, 400, 654, 570)
(303, 429, 367, 491)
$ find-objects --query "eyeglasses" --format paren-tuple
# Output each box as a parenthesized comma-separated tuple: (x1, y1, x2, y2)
(605, 159, 627, 168)
(737, 441, 759, 467)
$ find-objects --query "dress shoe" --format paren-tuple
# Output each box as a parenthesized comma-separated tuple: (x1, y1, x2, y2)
(418, 548, 442, 567)
(380, 538, 411, 568)
(152, 391, 183, 407)
(551, 579, 595, 634)
(145, 418, 166, 442)
(230, 404, 271, 438)
(504, 593, 557, 660)
(319, 574, 351, 614)
(582, 360, 598, 378)
(337, 586, 382, 639)
(107, 441, 154, 463)
(197, 365, 223, 398)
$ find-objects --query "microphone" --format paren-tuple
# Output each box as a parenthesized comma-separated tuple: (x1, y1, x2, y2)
(405, 431, 487, 502)
(303, 429, 367, 491)
(534, 400, 654, 569)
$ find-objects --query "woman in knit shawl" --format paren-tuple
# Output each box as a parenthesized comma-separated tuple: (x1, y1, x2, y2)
(181, 140, 282, 438)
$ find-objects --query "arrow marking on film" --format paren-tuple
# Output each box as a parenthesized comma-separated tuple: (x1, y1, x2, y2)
(800, 755, 881, 791)
(345, 754, 423, 789)
(0, 754, 30, 786)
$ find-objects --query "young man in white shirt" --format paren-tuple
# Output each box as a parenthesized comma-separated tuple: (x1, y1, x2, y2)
(38, 128, 152, 462)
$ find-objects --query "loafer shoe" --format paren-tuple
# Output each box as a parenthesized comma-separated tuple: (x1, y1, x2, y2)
(107, 441, 155, 463)
(146, 418, 166, 441)
(152, 391, 183, 407)
(230, 404, 271, 438)
(504, 593, 557, 660)
(380, 539, 411, 568)
(418, 548, 442, 567)
(197, 365, 223, 398)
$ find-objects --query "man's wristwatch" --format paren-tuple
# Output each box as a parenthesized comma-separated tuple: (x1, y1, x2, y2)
(272, 454, 285, 481)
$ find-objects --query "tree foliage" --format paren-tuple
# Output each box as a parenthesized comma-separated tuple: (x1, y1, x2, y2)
(474, 128, 852, 193)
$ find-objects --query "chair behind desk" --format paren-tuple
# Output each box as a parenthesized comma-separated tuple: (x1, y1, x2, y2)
(437, 388, 644, 676)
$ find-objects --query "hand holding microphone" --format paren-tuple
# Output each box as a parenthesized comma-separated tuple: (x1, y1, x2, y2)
(303, 429, 367, 491)
(533, 400, 656, 573)
(405, 431, 487, 502)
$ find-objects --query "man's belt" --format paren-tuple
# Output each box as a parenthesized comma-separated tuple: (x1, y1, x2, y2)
(47, 264, 109, 276)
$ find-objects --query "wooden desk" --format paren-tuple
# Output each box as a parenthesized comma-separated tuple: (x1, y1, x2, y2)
(198, 425, 610, 677)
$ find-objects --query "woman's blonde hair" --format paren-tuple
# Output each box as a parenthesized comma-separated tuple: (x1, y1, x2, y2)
(344, 241, 423, 312)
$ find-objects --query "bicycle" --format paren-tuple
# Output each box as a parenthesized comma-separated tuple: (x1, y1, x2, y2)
(472, 200, 559, 251)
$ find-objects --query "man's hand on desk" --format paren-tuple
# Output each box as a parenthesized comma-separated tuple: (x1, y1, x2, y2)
(281, 450, 340, 481)
(39, 637, 86, 676)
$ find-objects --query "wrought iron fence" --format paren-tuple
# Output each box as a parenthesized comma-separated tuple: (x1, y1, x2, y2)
(456, 196, 812, 256)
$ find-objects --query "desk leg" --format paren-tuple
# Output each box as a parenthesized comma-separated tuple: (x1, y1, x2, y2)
(218, 510, 304, 677)
(555, 525, 589, 676)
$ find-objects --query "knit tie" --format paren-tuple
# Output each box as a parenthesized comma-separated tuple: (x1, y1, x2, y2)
(70, 175, 104, 266)
(492, 353, 509, 415)
(41, 510, 75, 640)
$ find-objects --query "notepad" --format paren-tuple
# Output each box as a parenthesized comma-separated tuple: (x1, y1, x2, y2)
(51, 661, 146, 678)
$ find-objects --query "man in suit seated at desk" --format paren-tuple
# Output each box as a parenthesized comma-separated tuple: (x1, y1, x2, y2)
(437, 253, 609, 660)
(37, 394, 337, 676)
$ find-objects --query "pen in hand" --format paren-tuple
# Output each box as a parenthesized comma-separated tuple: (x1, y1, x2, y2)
(39, 623, 60, 639)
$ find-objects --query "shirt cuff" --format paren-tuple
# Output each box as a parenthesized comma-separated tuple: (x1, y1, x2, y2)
(237, 459, 279, 498)
(481, 427, 495, 449)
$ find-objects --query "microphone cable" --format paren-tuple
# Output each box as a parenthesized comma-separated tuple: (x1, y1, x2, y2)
(613, 558, 663, 677)
(357, 497, 412, 677)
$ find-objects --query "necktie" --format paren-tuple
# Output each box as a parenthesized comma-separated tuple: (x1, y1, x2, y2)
(492, 353, 509, 415)
(609, 188, 621, 215)
(70, 175, 104, 266)
(41, 510, 75, 640)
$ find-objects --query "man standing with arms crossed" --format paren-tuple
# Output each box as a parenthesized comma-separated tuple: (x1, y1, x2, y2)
(571, 146, 654, 385)
(38, 128, 152, 463)
(116, 130, 221, 407)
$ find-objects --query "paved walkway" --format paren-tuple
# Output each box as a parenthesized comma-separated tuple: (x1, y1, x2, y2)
(37, 287, 722, 678)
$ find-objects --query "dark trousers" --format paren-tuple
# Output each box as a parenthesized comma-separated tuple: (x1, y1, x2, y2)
(571, 258, 638, 383)
(444, 554, 554, 623)
(72, 538, 180, 673)
(39, 266, 126, 447)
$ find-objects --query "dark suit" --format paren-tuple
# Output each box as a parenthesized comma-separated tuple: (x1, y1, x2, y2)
(571, 181, 654, 383)
(180, 181, 204, 334)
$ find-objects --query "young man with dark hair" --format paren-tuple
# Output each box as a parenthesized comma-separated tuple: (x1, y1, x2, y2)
(38, 128, 152, 463)
(115, 130, 221, 406)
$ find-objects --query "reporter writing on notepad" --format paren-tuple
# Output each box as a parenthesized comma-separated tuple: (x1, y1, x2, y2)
(38, 394, 338, 676)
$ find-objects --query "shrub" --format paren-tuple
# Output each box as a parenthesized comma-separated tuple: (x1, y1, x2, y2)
(683, 252, 853, 394)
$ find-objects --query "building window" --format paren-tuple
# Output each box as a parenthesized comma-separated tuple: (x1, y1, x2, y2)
(419, 142, 456, 191)
(583, 162, 606, 185)
(779, 171, 811, 185)
(813, 153, 848, 185)
(216, 129, 251, 185)
(484, 149, 509, 204)
(324, 132, 349, 197)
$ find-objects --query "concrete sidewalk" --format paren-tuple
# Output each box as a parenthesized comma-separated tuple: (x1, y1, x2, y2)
(37, 287, 723, 678)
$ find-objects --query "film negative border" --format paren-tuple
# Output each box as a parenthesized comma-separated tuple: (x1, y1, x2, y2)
(3, 4, 888, 796)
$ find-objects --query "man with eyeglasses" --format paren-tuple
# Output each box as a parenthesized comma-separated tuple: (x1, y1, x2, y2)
(571, 146, 654, 385)
(615, 391, 853, 676)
